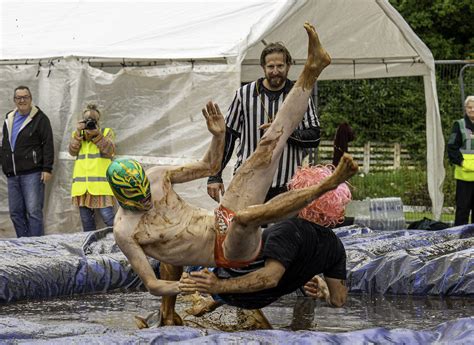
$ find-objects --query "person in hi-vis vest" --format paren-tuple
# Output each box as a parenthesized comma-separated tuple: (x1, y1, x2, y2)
(447, 95, 474, 226)
(69, 103, 116, 231)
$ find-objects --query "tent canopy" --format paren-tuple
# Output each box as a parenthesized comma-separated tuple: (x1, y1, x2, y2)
(0, 0, 444, 236)
(1, 0, 294, 60)
(2, 0, 433, 78)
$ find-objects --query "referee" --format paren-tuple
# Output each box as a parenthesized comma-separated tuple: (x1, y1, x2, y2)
(207, 42, 321, 203)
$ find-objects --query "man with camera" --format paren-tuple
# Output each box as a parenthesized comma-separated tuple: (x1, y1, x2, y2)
(69, 103, 116, 232)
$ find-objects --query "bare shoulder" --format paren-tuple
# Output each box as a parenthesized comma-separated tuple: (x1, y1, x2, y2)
(113, 208, 142, 239)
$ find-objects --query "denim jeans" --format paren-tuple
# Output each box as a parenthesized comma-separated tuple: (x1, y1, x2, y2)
(7, 171, 45, 237)
(79, 206, 115, 232)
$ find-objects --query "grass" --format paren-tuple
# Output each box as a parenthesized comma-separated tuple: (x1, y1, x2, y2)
(349, 166, 456, 222)
(405, 211, 454, 224)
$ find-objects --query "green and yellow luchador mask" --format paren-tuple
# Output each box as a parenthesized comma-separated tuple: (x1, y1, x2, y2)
(106, 158, 152, 211)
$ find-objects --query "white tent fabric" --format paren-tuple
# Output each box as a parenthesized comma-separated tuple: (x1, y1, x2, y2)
(0, 59, 240, 235)
(1, 0, 300, 60)
(0, 0, 444, 237)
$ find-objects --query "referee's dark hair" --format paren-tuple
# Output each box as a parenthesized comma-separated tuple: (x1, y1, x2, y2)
(260, 42, 293, 67)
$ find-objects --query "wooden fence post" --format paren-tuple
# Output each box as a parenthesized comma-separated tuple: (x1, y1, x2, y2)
(394, 143, 401, 169)
(363, 142, 370, 174)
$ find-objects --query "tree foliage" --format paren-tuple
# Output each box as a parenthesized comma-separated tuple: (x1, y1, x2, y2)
(389, 0, 473, 59)
(318, 1, 472, 160)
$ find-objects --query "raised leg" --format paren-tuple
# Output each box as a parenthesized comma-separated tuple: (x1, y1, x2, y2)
(223, 23, 331, 261)
(234, 154, 358, 227)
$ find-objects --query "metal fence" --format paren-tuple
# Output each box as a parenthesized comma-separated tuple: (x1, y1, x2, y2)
(309, 61, 473, 225)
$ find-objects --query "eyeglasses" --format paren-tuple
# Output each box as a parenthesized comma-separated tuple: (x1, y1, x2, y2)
(14, 96, 31, 101)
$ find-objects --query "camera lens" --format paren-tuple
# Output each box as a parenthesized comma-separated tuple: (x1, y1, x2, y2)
(85, 118, 97, 130)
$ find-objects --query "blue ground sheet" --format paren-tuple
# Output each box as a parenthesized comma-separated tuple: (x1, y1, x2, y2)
(0, 317, 472, 344)
(0, 224, 472, 343)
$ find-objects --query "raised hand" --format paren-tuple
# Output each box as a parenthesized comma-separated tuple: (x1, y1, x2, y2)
(202, 101, 225, 137)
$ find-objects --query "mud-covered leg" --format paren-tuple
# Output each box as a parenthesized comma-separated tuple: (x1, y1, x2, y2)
(234, 153, 358, 227)
(133, 263, 184, 328)
(222, 22, 331, 261)
(159, 263, 184, 326)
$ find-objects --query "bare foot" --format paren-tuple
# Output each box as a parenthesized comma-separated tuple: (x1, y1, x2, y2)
(134, 309, 183, 328)
(160, 310, 183, 326)
(299, 22, 331, 90)
(329, 153, 358, 187)
(236, 309, 273, 330)
(185, 293, 222, 317)
(134, 312, 158, 329)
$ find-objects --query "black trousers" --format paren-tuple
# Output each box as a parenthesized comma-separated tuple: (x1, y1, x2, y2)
(455, 179, 474, 226)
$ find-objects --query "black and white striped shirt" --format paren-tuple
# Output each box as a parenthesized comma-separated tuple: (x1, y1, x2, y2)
(224, 78, 320, 188)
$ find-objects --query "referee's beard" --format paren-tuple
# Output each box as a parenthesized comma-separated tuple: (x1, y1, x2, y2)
(264, 72, 288, 91)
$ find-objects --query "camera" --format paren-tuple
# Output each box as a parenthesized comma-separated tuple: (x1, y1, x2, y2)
(83, 118, 97, 130)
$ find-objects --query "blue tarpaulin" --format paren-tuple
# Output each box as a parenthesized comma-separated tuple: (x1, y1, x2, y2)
(0, 224, 473, 343)
(0, 225, 472, 302)
(0, 228, 159, 302)
(0, 316, 472, 344)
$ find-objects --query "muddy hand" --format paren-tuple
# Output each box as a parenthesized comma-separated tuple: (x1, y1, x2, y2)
(304, 275, 330, 301)
(202, 101, 225, 136)
(179, 272, 198, 294)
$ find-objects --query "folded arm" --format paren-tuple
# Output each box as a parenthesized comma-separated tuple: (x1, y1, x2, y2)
(288, 126, 321, 148)
(168, 101, 226, 184)
(288, 98, 320, 149)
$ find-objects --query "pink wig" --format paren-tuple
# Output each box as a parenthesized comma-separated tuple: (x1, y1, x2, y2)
(287, 165, 352, 227)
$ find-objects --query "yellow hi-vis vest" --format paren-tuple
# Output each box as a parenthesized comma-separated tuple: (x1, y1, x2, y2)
(71, 128, 115, 197)
(454, 119, 474, 182)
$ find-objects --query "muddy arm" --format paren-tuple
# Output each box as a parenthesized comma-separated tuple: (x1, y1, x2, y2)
(114, 230, 179, 296)
(234, 154, 358, 227)
(180, 259, 285, 295)
(304, 275, 347, 307)
(168, 102, 225, 184)
(324, 277, 347, 307)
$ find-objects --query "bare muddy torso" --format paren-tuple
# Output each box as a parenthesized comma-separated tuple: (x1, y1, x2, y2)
(114, 166, 217, 267)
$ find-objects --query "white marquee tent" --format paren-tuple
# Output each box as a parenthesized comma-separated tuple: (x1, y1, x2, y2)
(0, 0, 444, 237)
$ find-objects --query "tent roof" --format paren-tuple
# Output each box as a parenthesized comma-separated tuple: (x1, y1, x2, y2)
(242, 0, 435, 81)
(1, 0, 299, 60)
(2, 0, 433, 76)
(248, 0, 418, 62)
